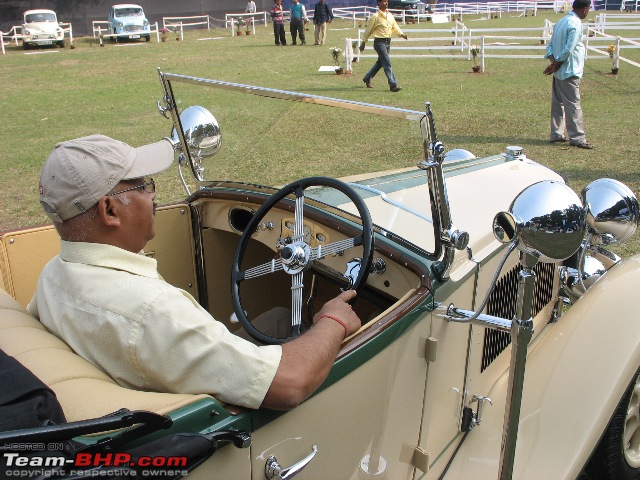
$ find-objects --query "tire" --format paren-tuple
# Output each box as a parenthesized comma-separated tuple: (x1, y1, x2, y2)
(144, 35, 150, 42)
(586, 368, 640, 480)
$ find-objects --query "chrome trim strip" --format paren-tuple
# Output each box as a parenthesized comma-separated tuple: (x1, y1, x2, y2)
(161, 73, 425, 122)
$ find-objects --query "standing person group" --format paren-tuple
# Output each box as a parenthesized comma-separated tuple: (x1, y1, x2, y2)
(290, 0, 308, 45)
(313, 0, 333, 46)
(543, 0, 594, 149)
(271, 0, 287, 46)
(359, 0, 407, 92)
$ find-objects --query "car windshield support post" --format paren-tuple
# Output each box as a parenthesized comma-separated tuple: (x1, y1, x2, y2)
(417, 102, 469, 282)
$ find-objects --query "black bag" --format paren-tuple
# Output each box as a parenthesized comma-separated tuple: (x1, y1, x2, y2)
(0, 349, 66, 432)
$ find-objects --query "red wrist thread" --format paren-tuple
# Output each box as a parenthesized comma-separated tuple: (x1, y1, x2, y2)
(319, 314, 348, 338)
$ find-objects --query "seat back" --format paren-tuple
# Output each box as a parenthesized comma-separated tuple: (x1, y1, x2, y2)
(0, 288, 210, 423)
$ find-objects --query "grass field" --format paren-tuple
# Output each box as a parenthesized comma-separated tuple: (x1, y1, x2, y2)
(1, 11, 639, 256)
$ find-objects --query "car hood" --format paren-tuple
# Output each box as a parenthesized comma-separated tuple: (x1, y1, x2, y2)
(334, 154, 564, 279)
(116, 15, 147, 24)
(23, 22, 59, 34)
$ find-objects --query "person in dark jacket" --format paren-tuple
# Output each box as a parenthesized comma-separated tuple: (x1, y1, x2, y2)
(313, 0, 333, 45)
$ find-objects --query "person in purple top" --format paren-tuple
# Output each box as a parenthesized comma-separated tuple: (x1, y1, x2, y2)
(271, 0, 287, 46)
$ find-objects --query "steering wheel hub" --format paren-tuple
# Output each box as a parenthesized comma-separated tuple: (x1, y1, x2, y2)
(280, 242, 311, 274)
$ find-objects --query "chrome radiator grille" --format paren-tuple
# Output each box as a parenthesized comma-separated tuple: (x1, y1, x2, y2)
(481, 261, 556, 372)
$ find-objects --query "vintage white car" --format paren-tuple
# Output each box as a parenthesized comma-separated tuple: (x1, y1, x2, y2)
(0, 70, 639, 480)
(21, 9, 65, 49)
(107, 4, 151, 42)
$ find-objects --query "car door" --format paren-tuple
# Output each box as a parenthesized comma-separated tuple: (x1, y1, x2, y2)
(248, 307, 433, 479)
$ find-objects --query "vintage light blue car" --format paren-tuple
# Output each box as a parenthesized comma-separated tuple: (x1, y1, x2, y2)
(107, 4, 151, 42)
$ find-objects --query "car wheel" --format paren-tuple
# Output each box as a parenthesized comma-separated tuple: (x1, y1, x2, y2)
(586, 368, 640, 480)
(145, 35, 150, 42)
(23, 43, 29, 50)
(58, 40, 65, 48)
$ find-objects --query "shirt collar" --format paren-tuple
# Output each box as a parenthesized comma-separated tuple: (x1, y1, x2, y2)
(59, 240, 160, 279)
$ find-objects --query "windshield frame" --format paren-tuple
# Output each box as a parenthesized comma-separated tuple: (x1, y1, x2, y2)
(156, 70, 455, 264)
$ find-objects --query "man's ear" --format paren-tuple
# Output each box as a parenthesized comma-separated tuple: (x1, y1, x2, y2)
(96, 196, 121, 227)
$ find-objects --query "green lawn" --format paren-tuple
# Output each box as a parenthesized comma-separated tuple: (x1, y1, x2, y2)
(1, 11, 639, 256)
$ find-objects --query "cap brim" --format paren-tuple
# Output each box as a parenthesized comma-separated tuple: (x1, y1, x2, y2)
(123, 139, 174, 180)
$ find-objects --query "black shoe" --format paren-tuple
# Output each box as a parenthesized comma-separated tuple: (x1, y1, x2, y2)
(390, 85, 402, 92)
(550, 137, 567, 144)
(363, 79, 372, 88)
(301, 42, 306, 45)
(570, 142, 595, 149)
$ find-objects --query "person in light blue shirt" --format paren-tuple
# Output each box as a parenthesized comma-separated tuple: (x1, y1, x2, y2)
(544, 0, 594, 149)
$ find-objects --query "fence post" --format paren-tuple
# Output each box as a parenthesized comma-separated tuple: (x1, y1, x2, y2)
(155, 22, 160, 42)
(481, 35, 485, 72)
(344, 37, 352, 73)
(614, 35, 620, 69)
(180, 22, 184, 41)
(1, 34, 5, 55)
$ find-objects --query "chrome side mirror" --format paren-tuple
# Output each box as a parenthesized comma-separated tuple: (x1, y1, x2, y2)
(493, 180, 586, 263)
(168, 106, 221, 183)
(583, 178, 639, 245)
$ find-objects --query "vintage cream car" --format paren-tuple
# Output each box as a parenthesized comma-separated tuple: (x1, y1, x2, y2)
(1, 70, 639, 480)
(21, 9, 65, 49)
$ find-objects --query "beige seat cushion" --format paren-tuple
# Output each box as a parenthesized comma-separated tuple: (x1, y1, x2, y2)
(0, 288, 210, 422)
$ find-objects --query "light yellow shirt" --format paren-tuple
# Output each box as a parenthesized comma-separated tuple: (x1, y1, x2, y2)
(27, 241, 282, 409)
(362, 9, 404, 43)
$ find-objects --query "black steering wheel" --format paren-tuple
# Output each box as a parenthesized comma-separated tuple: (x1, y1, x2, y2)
(231, 177, 374, 345)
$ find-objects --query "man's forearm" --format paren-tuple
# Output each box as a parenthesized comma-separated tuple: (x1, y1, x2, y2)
(261, 317, 345, 410)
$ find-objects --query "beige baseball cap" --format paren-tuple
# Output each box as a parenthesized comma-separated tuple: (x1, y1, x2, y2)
(39, 134, 174, 223)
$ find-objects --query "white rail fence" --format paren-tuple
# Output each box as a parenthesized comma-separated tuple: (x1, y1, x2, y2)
(352, 17, 640, 72)
(224, 12, 269, 35)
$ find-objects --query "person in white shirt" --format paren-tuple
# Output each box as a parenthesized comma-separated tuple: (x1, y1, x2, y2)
(29, 134, 361, 410)
(245, 0, 257, 13)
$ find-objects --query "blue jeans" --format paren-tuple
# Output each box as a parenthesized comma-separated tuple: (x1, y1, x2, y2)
(364, 40, 397, 88)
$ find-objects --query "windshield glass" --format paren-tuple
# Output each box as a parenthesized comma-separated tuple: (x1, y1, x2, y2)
(115, 8, 143, 17)
(162, 74, 437, 256)
(25, 12, 57, 23)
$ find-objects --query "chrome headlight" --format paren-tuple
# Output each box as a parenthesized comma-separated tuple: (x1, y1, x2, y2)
(583, 178, 639, 245)
(493, 180, 586, 263)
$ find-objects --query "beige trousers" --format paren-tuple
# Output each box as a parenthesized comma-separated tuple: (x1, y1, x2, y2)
(314, 22, 327, 45)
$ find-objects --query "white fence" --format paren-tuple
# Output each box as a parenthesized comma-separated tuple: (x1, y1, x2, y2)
(353, 17, 640, 72)
(225, 12, 269, 35)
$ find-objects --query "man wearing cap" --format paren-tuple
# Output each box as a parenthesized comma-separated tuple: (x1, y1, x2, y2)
(28, 135, 361, 410)
(359, 0, 407, 93)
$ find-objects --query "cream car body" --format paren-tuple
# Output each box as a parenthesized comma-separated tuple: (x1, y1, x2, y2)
(21, 9, 65, 49)
(1, 71, 639, 480)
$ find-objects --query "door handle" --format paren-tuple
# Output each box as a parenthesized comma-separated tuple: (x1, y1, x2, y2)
(265, 444, 318, 480)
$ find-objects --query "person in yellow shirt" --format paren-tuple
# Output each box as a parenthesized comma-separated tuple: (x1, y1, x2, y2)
(359, 0, 408, 92)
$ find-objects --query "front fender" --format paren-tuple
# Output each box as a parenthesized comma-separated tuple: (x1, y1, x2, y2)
(439, 254, 640, 479)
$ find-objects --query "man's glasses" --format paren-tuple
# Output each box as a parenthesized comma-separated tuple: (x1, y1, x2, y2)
(108, 178, 155, 197)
